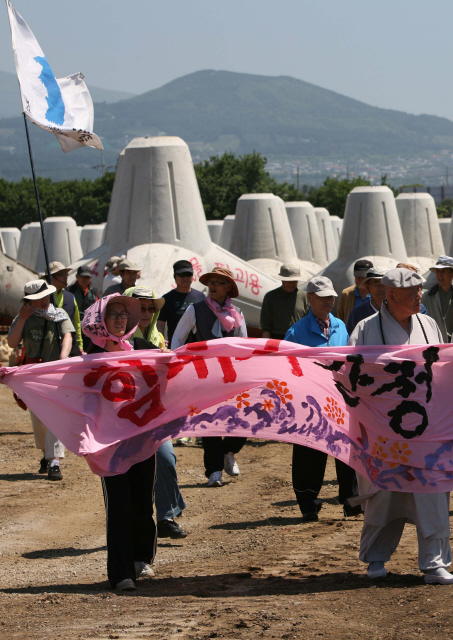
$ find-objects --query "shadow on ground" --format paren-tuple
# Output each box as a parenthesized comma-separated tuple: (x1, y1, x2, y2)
(0, 570, 424, 598)
(22, 546, 106, 560)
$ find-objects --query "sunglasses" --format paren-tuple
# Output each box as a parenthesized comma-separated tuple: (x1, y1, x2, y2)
(207, 280, 228, 287)
(106, 311, 129, 320)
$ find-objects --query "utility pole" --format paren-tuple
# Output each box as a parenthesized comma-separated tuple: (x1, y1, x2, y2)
(346, 164, 349, 180)
(296, 166, 300, 192)
(446, 166, 449, 186)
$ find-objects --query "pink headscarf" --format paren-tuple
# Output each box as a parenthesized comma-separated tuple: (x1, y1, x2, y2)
(205, 296, 244, 333)
(82, 294, 140, 352)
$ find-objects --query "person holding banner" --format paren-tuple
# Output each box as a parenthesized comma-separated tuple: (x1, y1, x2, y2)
(83, 293, 167, 590)
(7, 279, 75, 480)
(171, 267, 248, 487)
(348, 267, 453, 584)
(285, 276, 360, 521)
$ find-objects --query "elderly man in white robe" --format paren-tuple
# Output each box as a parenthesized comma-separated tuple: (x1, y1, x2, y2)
(348, 267, 453, 585)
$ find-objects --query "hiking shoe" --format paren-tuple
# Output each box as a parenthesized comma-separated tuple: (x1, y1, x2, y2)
(38, 457, 48, 474)
(343, 501, 362, 517)
(424, 568, 453, 584)
(367, 562, 388, 579)
(301, 511, 319, 523)
(175, 437, 191, 446)
(135, 562, 154, 578)
(116, 578, 136, 591)
(224, 452, 240, 476)
(47, 463, 63, 481)
(207, 471, 223, 487)
(157, 519, 188, 539)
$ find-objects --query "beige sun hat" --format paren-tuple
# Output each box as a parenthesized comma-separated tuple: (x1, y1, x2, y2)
(49, 261, 71, 274)
(274, 264, 302, 281)
(23, 279, 57, 300)
(118, 258, 142, 272)
(124, 286, 166, 311)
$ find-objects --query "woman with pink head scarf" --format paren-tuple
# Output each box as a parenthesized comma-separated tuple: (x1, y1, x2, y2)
(82, 293, 162, 591)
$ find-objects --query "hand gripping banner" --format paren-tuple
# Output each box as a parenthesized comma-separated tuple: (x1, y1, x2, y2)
(2, 338, 453, 491)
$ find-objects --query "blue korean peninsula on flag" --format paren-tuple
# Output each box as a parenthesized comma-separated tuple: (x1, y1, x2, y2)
(6, 0, 103, 153)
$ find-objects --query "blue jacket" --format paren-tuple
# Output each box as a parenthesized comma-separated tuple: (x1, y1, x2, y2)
(284, 309, 349, 347)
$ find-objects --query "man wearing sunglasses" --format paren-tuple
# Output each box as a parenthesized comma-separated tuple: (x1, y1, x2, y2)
(171, 267, 248, 487)
(157, 260, 205, 348)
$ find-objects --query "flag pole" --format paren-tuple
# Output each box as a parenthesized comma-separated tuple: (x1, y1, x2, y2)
(22, 112, 62, 346)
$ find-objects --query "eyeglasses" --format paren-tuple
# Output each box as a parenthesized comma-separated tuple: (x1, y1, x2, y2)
(207, 280, 228, 286)
(106, 311, 129, 320)
(140, 305, 155, 313)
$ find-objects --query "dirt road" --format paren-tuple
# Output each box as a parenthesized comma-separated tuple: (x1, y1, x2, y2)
(1, 384, 452, 639)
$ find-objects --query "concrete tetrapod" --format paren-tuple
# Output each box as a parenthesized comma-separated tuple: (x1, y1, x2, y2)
(0, 242, 38, 322)
(17, 222, 41, 270)
(330, 216, 343, 252)
(35, 217, 83, 274)
(69, 136, 279, 328)
(395, 192, 444, 275)
(229, 194, 315, 281)
(218, 215, 235, 251)
(438, 219, 451, 250)
(0, 228, 21, 260)
(285, 201, 327, 270)
(320, 186, 408, 295)
(314, 207, 338, 263)
(80, 224, 107, 256)
(207, 220, 223, 244)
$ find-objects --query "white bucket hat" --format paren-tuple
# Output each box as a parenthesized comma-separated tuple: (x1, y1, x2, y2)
(23, 279, 56, 300)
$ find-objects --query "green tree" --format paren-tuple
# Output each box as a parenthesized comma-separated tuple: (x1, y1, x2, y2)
(0, 172, 115, 228)
(437, 198, 453, 218)
(194, 152, 304, 219)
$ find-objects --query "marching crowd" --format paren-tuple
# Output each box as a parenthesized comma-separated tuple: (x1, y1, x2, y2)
(6, 252, 453, 589)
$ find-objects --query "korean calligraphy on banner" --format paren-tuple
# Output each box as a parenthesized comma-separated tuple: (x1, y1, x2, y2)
(2, 338, 453, 490)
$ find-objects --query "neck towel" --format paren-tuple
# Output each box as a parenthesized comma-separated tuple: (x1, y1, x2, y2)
(33, 303, 67, 323)
(205, 296, 243, 332)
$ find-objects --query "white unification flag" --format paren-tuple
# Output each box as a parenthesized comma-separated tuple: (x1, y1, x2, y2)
(6, 0, 103, 153)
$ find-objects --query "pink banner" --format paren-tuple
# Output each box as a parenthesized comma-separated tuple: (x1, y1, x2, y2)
(2, 338, 453, 491)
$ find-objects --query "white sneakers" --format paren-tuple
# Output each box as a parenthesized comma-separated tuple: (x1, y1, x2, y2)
(135, 562, 155, 578)
(367, 562, 388, 579)
(425, 568, 453, 584)
(207, 454, 240, 485)
(207, 471, 223, 486)
(116, 578, 136, 591)
(224, 452, 240, 476)
(175, 437, 191, 446)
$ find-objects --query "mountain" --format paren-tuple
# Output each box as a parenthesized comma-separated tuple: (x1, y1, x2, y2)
(0, 69, 135, 119)
(1, 69, 453, 181)
(96, 69, 453, 157)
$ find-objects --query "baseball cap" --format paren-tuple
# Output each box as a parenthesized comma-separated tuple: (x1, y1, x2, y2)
(77, 265, 92, 277)
(306, 276, 337, 297)
(354, 259, 374, 277)
(173, 260, 194, 275)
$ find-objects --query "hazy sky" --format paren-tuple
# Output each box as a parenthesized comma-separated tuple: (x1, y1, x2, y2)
(2, 0, 453, 119)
